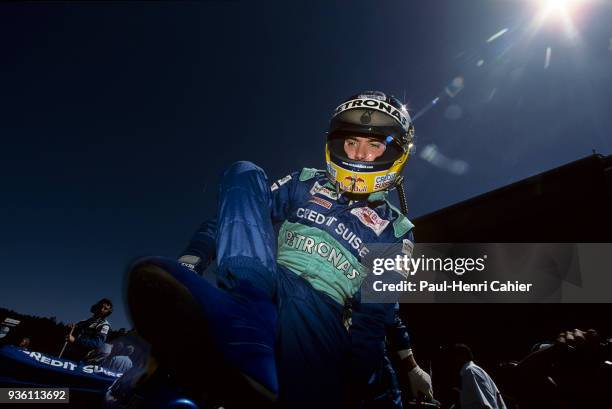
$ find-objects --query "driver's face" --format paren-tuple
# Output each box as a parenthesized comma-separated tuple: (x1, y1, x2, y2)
(344, 136, 386, 162)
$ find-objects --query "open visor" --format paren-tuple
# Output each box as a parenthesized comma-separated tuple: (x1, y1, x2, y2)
(327, 131, 405, 173)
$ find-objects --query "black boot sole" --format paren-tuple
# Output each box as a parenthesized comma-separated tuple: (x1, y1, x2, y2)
(126, 261, 277, 406)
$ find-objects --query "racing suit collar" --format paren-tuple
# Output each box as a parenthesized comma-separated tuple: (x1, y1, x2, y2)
(366, 190, 389, 203)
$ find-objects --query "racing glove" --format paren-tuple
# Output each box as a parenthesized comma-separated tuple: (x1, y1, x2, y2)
(407, 365, 434, 401)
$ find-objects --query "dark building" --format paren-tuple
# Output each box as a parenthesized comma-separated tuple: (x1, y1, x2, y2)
(414, 153, 612, 243)
(400, 153, 612, 393)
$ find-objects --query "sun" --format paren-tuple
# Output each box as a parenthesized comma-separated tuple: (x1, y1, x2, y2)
(529, 0, 588, 40)
(535, 0, 585, 21)
(544, 0, 572, 13)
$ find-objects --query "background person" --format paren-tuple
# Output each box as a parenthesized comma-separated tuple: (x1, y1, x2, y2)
(450, 343, 507, 409)
(83, 341, 113, 364)
(17, 336, 31, 350)
(64, 298, 113, 362)
(108, 344, 134, 373)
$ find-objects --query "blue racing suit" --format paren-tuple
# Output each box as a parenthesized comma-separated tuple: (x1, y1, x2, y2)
(355, 303, 413, 409)
(179, 162, 415, 407)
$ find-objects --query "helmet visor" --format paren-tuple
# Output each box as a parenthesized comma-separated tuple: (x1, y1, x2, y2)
(329, 96, 414, 147)
(327, 131, 404, 172)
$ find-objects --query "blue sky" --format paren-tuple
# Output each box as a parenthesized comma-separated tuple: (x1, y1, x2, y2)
(1, 1, 611, 330)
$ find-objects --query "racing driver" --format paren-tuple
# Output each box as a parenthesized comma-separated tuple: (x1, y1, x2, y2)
(127, 90, 423, 408)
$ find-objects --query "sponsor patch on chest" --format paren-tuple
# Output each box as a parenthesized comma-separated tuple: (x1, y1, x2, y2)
(350, 207, 389, 236)
(309, 181, 338, 200)
(309, 196, 333, 209)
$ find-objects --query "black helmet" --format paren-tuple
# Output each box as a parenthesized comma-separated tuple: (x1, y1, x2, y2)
(325, 91, 415, 194)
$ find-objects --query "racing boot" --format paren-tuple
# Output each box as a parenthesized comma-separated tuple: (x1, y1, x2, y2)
(105, 356, 201, 409)
(127, 256, 278, 403)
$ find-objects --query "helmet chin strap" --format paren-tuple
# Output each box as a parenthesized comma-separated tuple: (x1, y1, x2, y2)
(394, 176, 409, 216)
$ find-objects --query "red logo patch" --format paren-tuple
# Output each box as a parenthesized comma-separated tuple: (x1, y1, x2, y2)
(343, 176, 367, 193)
(350, 207, 389, 236)
(309, 196, 332, 209)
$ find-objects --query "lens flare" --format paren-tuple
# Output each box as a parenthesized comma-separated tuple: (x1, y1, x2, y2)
(533, 0, 587, 23)
(530, 0, 587, 42)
